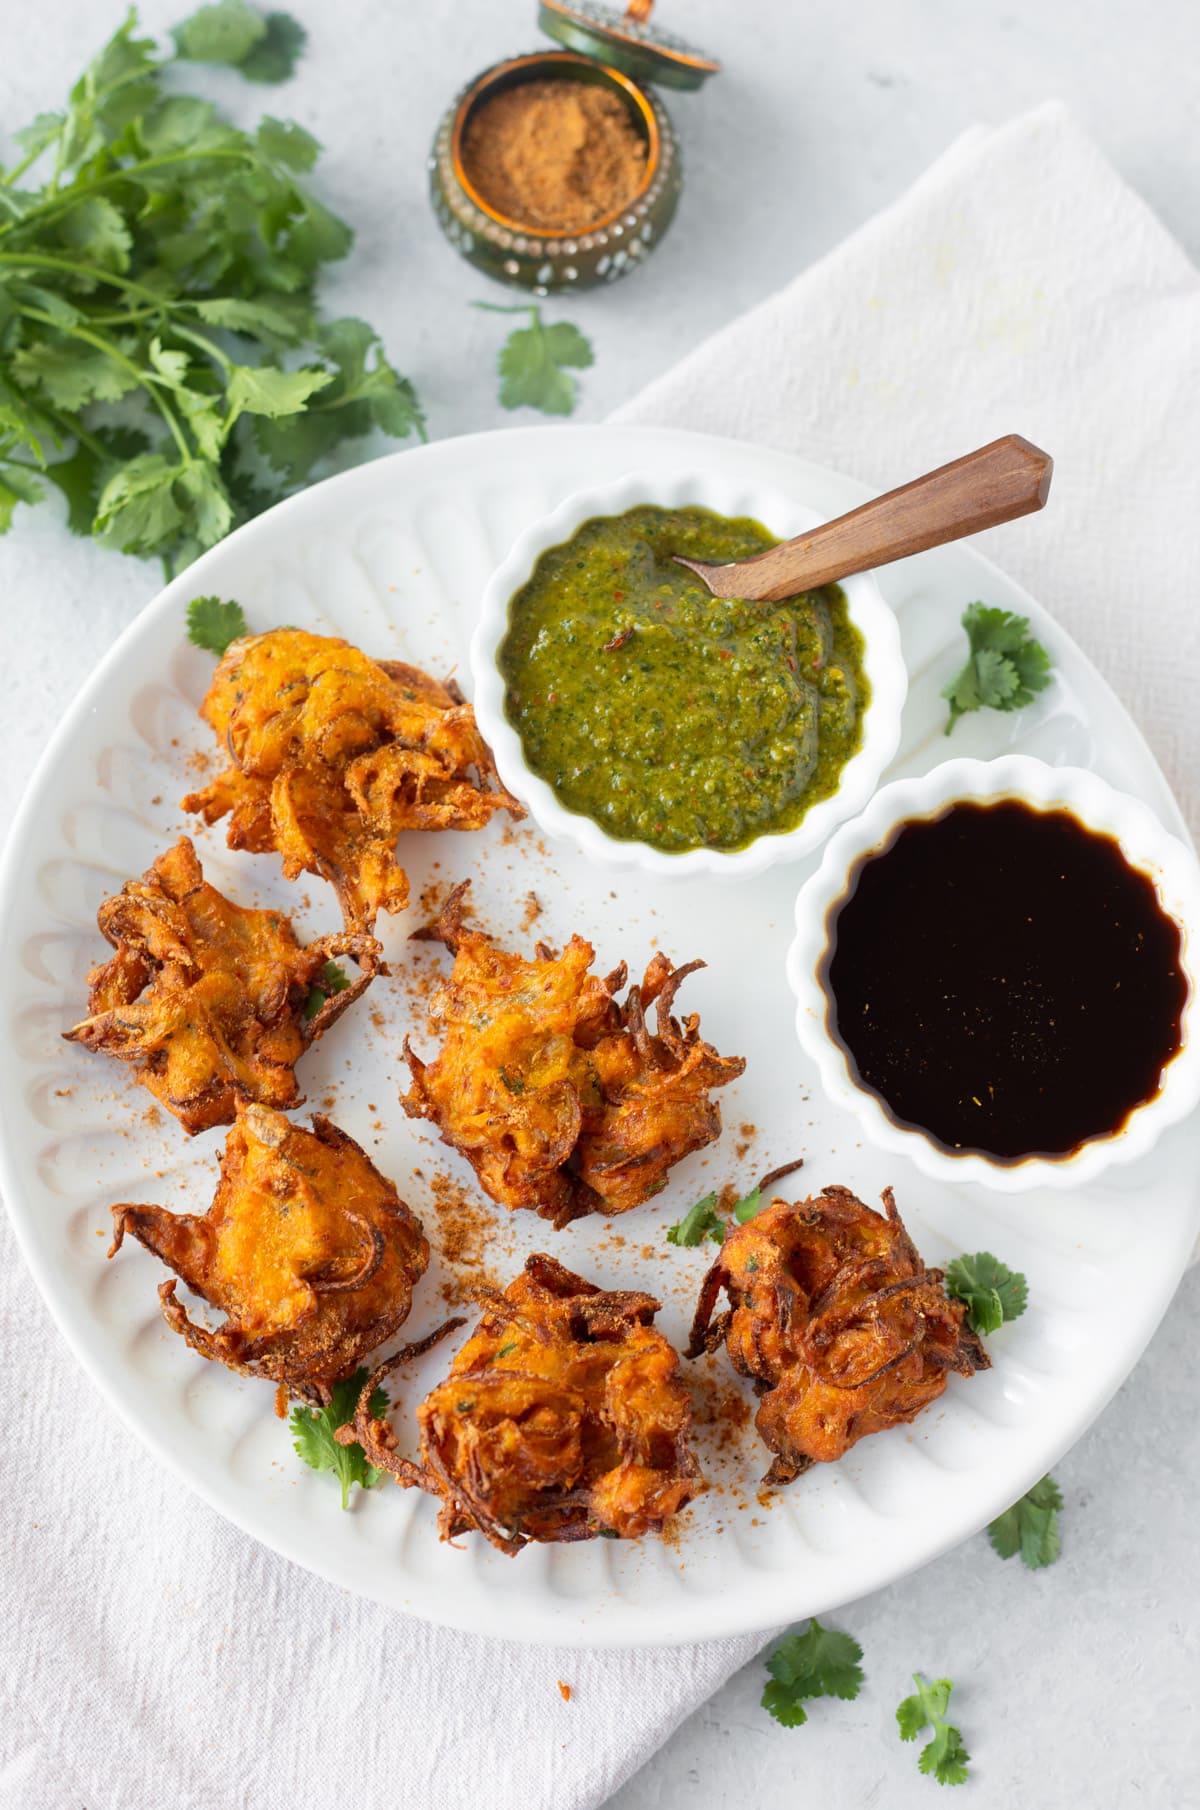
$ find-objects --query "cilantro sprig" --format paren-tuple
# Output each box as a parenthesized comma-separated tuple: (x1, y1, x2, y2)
(944, 1250, 1028, 1337)
(173, 0, 306, 81)
(987, 1473, 1063, 1569)
(943, 604, 1052, 735)
(666, 1161, 802, 1247)
(666, 1191, 724, 1247)
(666, 1183, 762, 1247)
(896, 1674, 971, 1786)
(762, 1617, 865, 1728)
(289, 1368, 387, 1509)
(186, 594, 248, 655)
(0, 10, 421, 575)
(475, 302, 593, 416)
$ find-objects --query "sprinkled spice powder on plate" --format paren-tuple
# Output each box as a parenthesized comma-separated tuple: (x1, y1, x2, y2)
(461, 79, 648, 231)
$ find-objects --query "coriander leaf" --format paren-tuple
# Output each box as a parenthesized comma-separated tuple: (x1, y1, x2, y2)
(10, 337, 139, 411)
(0, 465, 45, 533)
(732, 1185, 764, 1225)
(0, 401, 50, 464)
(177, 391, 226, 461)
(318, 317, 424, 438)
(172, 0, 267, 67)
(193, 295, 312, 346)
(761, 1680, 809, 1728)
(255, 317, 422, 480)
(240, 12, 307, 82)
(896, 1674, 970, 1786)
(256, 116, 319, 171)
(187, 595, 248, 655)
(139, 94, 229, 156)
(94, 454, 185, 554)
(762, 1618, 865, 1732)
(920, 1724, 971, 1788)
(147, 336, 192, 391)
(285, 194, 353, 267)
(289, 1367, 388, 1510)
(987, 1473, 1063, 1569)
(303, 960, 350, 1020)
(486, 304, 594, 416)
(666, 1191, 725, 1247)
(42, 425, 151, 536)
(944, 1251, 1027, 1337)
(222, 455, 288, 528)
(896, 1692, 932, 1742)
(42, 444, 105, 535)
(12, 111, 65, 161)
(5, 281, 83, 330)
(542, 320, 594, 370)
(56, 196, 133, 274)
(972, 644, 1020, 707)
(176, 460, 233, 550)
(943, 603, 1052, 735)
(227, 362, 332, 419)
(87, 11, 158, 93)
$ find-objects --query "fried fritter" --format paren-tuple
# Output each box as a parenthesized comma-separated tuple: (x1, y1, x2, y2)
(402, 883, 746, 1226)
(350, 1254, 700, 1552)
(687, 1186, 989, 1484)
(109, 1104, 429, 1395)
(64, 838, 377, 1134)
(181, 628, 523, 931)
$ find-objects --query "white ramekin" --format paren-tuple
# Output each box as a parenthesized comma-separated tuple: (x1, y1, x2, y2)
(469, 469, 907, 882)
(787, 755, 1200, 1193)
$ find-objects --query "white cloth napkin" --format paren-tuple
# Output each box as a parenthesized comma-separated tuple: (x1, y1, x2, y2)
(5, 101, 1199, 1810)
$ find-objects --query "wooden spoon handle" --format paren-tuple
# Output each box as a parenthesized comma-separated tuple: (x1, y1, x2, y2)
(684, 435, 1053, 601)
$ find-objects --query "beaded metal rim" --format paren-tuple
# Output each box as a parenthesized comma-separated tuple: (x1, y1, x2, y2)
(539, 0, 722, 74)
(449, 49, 661, 240)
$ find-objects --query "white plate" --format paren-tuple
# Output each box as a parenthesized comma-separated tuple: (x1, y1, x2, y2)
(3, 425, 1196, 1649)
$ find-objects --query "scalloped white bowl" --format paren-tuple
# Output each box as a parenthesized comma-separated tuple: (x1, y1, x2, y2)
(469, 469, 906, 881)
(788, 755, 1200, 1193)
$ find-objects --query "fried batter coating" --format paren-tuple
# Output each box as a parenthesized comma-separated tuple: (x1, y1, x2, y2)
(181, 628, 523, 931)
(350, 1254, 700, 1552)
(402, 883, 746, 1226)
(108, 1104, 429, 1395)
(687, 1186, 989, 1484)
(64, 838, 377, 1134)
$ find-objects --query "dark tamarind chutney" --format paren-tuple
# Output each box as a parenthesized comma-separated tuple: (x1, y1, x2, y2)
(826, 801, 1187, 1160)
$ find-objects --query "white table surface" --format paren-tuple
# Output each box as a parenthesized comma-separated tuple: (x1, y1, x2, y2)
(3, 3, 1198, 1806)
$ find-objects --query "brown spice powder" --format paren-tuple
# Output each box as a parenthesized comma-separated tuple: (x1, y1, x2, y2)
(462, 79, 648, 232)
(430, 1170, 504, 1302)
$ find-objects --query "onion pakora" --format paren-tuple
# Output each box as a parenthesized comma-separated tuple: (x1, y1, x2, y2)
(402, 883, 746, 1226)
(64, 838, 377, 1134)
(688, 1185, 989, 1484)
(108, 1104, 429, 1396)
(349, 1254, 700, 1552)
(182, 627, 523, 931)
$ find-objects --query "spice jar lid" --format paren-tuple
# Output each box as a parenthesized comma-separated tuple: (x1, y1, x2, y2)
(537, 0, 721, 92)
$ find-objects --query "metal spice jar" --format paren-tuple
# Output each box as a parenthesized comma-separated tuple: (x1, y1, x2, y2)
(428, 3, 720, 294)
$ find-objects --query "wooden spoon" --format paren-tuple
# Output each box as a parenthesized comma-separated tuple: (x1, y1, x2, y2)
(675, 434, 1053, 602)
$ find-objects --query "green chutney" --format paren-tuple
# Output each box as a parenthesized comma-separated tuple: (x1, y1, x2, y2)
(498, 505, 869, 854)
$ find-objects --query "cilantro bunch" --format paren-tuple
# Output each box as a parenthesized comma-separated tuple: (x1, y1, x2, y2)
(0, 6, 422, 574)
